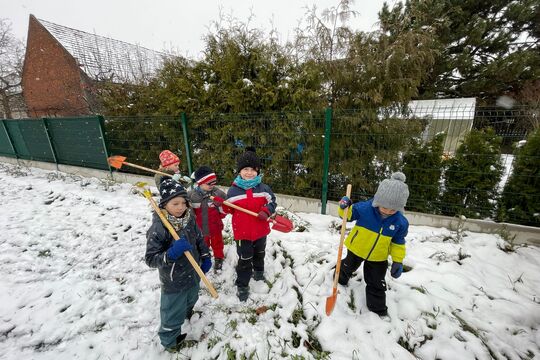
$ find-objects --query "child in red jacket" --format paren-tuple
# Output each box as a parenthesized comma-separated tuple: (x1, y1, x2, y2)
(187, 166, 227, 271)
(214, 148, 276, 302)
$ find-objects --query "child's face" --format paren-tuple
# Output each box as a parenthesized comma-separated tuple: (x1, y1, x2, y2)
(165, 163, 180, 173)
(379, 206, 397, 216)
(164, 196, 187, 217)
(239, 167, 257, 180)
(200, 182, 216, 191)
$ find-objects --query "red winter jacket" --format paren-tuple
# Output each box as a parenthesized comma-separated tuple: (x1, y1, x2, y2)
(226, 182, 277, 241)
(188, 187, 227, 237)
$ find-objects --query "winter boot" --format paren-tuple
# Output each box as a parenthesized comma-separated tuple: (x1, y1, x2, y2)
(176, 333, 187, 345)
(237, 286, 249, 302)
(253, 270, 265, 281)
(165, 333, 187, 353)
(337, 271, 349, 286)
(165, 346, 178, 353)
(214, 258, 224, 271)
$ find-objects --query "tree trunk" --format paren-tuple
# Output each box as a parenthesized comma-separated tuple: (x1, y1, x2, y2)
(0, 90, 12, 119)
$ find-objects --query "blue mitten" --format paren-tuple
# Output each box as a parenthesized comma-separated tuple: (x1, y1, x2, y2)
(201, 257, 212, 273)
(339, 196, 352, 209)
(172, 173, 182, 182)
(390, 262, 403, 278)
(167, 237, 193, 261)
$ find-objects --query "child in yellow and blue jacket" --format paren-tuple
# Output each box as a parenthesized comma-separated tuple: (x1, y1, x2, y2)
(337, 172, 409, 316)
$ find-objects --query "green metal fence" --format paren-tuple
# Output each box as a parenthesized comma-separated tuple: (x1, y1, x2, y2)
(1, 106, 538, 226)
(0, 116, 110, 170)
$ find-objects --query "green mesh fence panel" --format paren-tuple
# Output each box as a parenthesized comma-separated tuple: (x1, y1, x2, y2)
(328, 108, 427, 203)
(1, 107, 533, 226)
(103, 116, 185, 176)
(188, 111, 326, 198)
(0, 121, 16, 157)
(4, 119, 55, 162)
(46, 116, 109, 170)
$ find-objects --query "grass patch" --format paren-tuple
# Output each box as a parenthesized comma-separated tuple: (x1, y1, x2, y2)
(289, 305, 305, 326)
(347, 290, 356, 311)
(38, 249, 51, 257)
(411, 286, 427, 294)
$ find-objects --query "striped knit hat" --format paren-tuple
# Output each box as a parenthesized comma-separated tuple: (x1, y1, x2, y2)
(194, 166, 217, 185)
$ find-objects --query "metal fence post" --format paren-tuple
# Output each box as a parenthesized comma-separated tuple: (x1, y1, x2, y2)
(321, 107, 332, 214)
(180, 112, 193, 176)
(1, 119, 18, 159)
(42, 117, 59, 170)
(97, 115, 113, 176)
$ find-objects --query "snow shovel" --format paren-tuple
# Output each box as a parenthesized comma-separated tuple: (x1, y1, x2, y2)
(210, 196, 294, 233)
(107, 155, 191, 185)
(325, 183, 352, 316)
(138, 186, 218, 299)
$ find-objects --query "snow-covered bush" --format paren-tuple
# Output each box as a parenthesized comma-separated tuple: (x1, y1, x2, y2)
(498, 128, 540, 226)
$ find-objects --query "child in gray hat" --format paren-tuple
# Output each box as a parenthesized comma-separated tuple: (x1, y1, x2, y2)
(335, 172, 410, 316)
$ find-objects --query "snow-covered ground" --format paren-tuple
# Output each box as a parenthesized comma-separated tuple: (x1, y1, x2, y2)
(0, 163, 539, 360)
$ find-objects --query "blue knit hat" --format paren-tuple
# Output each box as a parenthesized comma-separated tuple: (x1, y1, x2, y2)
(372, 172, 409, 213)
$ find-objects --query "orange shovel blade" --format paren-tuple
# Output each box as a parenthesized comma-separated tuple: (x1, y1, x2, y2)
(325, 288, 338, 316)
(107, 155, 127, 169)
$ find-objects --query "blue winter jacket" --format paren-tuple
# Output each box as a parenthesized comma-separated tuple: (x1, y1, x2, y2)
(338, 199, 409, 262)
(145, 209, 210, 293)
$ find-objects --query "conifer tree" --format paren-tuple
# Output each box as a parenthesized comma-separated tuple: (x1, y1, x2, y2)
(378, 0, 540, 103)
(441, 128, 503, 218)
(402, 132, 445, 213)
(499, 128, 540, 226)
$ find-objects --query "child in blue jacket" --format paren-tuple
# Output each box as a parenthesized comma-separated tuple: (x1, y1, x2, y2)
(337, 172, 409, 316)
(145, 179, 212, 352)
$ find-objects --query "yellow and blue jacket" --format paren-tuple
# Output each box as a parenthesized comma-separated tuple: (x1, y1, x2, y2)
(338, 199, 408, 262)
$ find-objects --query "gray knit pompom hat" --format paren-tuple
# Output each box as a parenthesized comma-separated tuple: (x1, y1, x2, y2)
(372, 172, 409, 213)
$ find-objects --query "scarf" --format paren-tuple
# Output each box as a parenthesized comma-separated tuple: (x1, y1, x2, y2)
(234, 175, 262, 190)
(165, 209, 191, 232)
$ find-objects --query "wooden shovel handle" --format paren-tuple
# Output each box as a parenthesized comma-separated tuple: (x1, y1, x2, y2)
(123, 161, 172, 177)
(332, 184, 353, 290)
(146, 195, 218, 299)
(210, 196, 259, 217)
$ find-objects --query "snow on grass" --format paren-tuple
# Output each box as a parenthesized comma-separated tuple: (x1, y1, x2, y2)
(0, 163, 539, 360)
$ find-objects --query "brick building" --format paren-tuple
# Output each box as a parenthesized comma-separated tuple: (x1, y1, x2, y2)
(22, 15, 165, 117)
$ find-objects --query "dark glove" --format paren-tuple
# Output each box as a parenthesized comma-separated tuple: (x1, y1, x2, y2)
(212, 196, 225, 206)
(390, 262, 403, 278)
(339, 196, 352, 209)
(166, 236, 193, 261)
(257, 210, 270, 221)
(201, 257, 212, 273)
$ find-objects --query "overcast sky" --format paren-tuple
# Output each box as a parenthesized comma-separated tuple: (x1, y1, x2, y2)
(3, 0, 390, 58)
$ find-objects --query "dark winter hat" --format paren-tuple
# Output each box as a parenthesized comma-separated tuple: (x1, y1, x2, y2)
(159, 178, 188, 207)
(372, 172, 409, 213)
(236, 147, 261, 173)
(194, 166, 217, 185)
